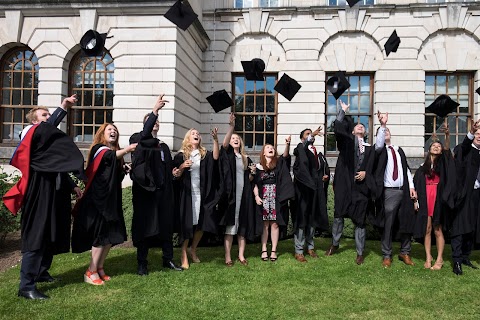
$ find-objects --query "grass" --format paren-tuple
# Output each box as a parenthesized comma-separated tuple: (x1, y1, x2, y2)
(0, 238, 479, 320)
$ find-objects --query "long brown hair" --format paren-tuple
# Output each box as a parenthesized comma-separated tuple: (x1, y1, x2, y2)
(231, 133, 248, 169)
(87, 123, 120, 166)
(259, 144, 277, 172)
(423, 141, 443, 178)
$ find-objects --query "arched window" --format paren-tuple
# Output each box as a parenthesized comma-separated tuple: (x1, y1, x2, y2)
(0, 47, 39, 143)
(69, 50, 114, 143)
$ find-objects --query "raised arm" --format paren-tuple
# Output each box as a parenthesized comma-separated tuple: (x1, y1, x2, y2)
(222, 113, 235, 149)
(441, 118, 450, 150)
(116, 143, 137, 159)
(283, 135, 291, 157)
(47, 94, 77, 126)
(375, 110, 388, 150)
(141, 94, 168, 138)
(211, 127, 219, 160)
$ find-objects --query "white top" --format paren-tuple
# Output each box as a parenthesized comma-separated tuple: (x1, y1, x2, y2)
(189, 149, 201, 226)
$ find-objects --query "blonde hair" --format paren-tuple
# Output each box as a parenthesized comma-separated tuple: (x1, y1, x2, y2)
(26, 106, 49, 124)
(231, 133, 248, 169)
(181, 128, 207, 160)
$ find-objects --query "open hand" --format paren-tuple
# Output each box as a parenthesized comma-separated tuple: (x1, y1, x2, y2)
(211, 127, 219, 141)
(339, 100, 349, 112)
(62, 94, 78, 109)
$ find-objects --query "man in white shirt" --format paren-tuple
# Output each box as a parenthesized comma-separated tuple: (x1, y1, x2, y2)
(375, 116, 417, 268)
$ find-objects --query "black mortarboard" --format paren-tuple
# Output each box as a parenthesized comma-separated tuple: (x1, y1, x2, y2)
(207, 90, 234, 113)
(476, 87, 480, 95)
(327, 71, 351, 100)
(385, 30, 401, 57)
(80, 30, 108, 57)
(241, 58, 265, 81)
(164, 0, 198, 31)
(426, 94, 459, 118)
(347, 0, 362, 8)
(274, 73, 301, 101)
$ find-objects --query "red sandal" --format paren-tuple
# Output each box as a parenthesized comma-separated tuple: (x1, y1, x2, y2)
(98, 268, 111, 281)
(84, 269, 104, 286)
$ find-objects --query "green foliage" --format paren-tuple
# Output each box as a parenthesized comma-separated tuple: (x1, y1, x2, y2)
(0, 168, 21, 246)
(0, 240, 479, 319)
(122, 186, 133, 240)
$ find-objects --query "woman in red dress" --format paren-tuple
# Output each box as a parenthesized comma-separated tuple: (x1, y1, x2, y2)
(413, 125, 455, 270)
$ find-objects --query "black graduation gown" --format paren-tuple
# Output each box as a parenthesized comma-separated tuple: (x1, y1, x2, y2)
(413, 151, 455, 240)
(292, 143, 329, 231)
(129, 119, 175, 247)
(218, 145, 259, 241)
(254, 156, 295, 234)
(173, 150, 221, 242)
(451, 136, 480, 241)
(71, 144, 127, 253)
(373, 146, 415, 234)
(333, 118, 376, 227)
(19, 123, 84, 253)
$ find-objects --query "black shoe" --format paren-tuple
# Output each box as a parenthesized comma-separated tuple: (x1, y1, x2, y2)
(36, 274, 57, 283)
(453, 262, 463, 275)
(17, 289, 49, 300)
(162, 260, 183, 271)
(462, 259, 479, 269)
(137, 263, 148, 276)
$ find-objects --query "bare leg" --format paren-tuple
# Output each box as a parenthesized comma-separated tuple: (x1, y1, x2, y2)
(224, 234, 233, 263)
(431, 225, 445, 270)
(270, 222, 279, 260)
(190, 230, 203, 263)
(98, 244, 111, 270)
(238, 235, 246, 262)
(261, 221, 269, 259)
(87, 246, 103, 282)
(424, 217, 433, 269)
(181, 239, 189, 269)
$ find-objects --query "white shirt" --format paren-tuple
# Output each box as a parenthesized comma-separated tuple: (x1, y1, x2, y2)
(384, 144, 414, 189)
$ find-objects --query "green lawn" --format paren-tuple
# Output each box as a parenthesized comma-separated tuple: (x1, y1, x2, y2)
(0, 238, 479, 320)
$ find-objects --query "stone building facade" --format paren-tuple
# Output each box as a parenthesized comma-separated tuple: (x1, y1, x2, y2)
(0, 0, 479, 175)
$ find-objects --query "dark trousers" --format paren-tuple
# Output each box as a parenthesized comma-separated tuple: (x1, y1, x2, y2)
(19, 246, 54, 291)
(136, 240, 174, 265)
(451, 232, 474, 263)
(381, 188, 412, 258)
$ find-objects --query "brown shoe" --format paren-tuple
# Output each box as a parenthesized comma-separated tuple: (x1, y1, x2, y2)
(307, 249, 319, 258)
(325, 245, 339, 256)
(398, 254, 415, 266)
(294, 253, 307, 263)
(382, 258, 392, 268)
(237, 258, 248, 266)
(356, 255, 364, 265)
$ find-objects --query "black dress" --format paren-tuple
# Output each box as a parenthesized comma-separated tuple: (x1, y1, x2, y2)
(71, 144, 127, 253)
(218, 145, 259, 241)
(173, 150, 221, 242)
(254, 156, 295, 232)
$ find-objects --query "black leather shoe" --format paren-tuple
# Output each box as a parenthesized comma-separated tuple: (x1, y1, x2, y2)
(36, 274, 57, 283)
(453, 262, 463, 275)
(462, 259, 479, 269)
(137, 263, 148, 276)
(17, 289, 49, 300)
(162, 260, 183, 271)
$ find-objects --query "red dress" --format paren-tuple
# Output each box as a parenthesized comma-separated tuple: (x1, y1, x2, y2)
(425, 172, 440, 217)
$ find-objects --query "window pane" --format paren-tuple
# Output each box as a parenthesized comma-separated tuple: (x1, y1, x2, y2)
(12, 90, 21, 105)
(105, 91, 114, 107)
(266, 96, 275, 113)
(246, 80, 254, 93)
(23, 90, 32, 105)
(13, 72, 22, 88)
(459, 75, 469, 94)
(360, 76, 370, 93)
(245, 115, 253, 131)
(13, 108, 22, 122)
(235, 77, 244, 94)
(436, 76, 446, 94)
(235, 115, 243, 131)
(349, 77, 359, 93)
(425, 76, 435, 94)
(255, 133, 263, 149)
(2, 72, 11, 87)
(245, 96, 254, 112)
(266, 115, 275, 132)
(359, 95, 370, 113)
(255, 115, 264, 131)
(266, 77, 275, 94)
(2, 90, 10, 104)
(256, 96, 264, 113)
(84, 90, 93, 107)
(95, 110, 105, 124)
(256, 80, 265, 94)
(266, 133, 274, 145)
(447, 75, 457, 94)
(3, 108, 12, 122)
(94, 90, 104, 106)
(235, 96, 244, 112)
(244, 133, 253, 149)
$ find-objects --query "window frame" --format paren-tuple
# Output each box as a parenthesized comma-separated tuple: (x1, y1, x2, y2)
(324, 72, 375, 156)
(0, 46, 39, 145)
(231, 72, 278, 152)
(424, 72, 474, 152)
(68, 50, 114, 147)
